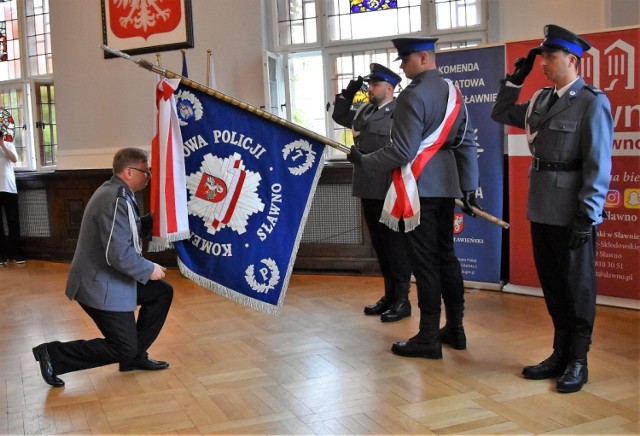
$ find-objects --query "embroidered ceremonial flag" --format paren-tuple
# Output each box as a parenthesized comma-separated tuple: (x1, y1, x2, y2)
(380, 79, 461, 232)
(148, 78, 190, 251)
(173, 85, 325, 315)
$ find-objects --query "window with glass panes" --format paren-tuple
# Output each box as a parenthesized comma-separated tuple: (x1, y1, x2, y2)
(272, 0, 485, 160)
(0, 0, 55, 169)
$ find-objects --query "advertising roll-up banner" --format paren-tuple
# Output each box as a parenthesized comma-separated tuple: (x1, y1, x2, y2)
(504, 27, 639, 307)
(439, 46, 506, 287)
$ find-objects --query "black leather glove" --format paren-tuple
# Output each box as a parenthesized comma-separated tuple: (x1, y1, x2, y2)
(461, 190, 482, 217)
(341, 76, 364, 102)
(505, 49, 538, 86)
(346, 146, 363, 165)
(568, 214, 593, 249)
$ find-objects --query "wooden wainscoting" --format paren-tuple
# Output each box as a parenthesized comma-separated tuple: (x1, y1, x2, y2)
(15, 163, 380, 274)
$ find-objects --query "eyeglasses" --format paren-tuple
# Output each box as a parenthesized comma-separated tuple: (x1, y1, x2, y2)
(127, 167, 152, 178)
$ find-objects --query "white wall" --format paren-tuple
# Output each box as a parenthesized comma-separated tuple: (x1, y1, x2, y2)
(51, 0, 266, 169)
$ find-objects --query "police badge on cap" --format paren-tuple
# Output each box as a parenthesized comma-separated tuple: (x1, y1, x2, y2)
(532, 24, 592, 58)
(363, 63, 402, 87)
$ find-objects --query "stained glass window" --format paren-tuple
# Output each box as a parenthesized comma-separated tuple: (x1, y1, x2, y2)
(350, 0, 397, 13)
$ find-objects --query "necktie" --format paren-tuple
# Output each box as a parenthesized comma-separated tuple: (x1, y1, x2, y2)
(548, 92, 559, 109)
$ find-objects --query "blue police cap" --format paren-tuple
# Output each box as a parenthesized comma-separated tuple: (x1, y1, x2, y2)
(532, 24, 591, 58)
(364, 63, 402, 87)
(392, 37, 439, 60)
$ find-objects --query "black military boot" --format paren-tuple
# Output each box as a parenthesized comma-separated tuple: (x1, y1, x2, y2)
(557, 335, 590, 393)
(439, 305, 466, 350)
(381, 282, 411, 322)
(391, 313, 442, 359)
(522, 330, 569, 380)
(364, 278, 394, 315)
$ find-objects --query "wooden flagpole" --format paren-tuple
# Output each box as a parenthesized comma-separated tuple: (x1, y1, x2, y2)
(100, 45, 508, 229)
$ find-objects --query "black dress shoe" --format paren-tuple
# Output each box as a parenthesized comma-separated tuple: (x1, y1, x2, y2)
(557, 359, 588, 393)
(522, 352, 567, 380)
(381, 300, 411, 322)
(119, 357, 170, 372)
(364, 296, 392, 315)
(391, 337, 442, 359)
(32, 344, 65, 387)
(439, 325, 466, 350)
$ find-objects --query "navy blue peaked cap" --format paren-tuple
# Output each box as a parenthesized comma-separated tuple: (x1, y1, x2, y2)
(364, 63, 402, 87)
(392, 37, 438, 60)
(532, 24, 591, 58)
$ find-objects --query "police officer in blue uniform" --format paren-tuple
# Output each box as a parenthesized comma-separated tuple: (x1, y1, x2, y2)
(32, 148, 173, 387)
(348, 38, 480, 358)
(492, 25, 613, 393)
(333, 63, 412, 323)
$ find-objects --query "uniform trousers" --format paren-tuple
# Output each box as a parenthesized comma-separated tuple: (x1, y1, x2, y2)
(0, 191, 22, 259)
(47, 279, 173, 375)
(361, 198, 411, 284)
(531, 222, 597, 356)
(402, 197, 464, 316)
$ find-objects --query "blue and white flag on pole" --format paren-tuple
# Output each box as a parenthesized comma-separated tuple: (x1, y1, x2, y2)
(173, 84, 325, 315)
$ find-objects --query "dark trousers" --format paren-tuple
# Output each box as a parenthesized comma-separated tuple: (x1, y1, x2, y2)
(47, 279, 173, 375)
(0, 191, 22, 259)
(531, 222, 597, 357)
(403, 198, 464, 315)
(361, 198, 411, 284)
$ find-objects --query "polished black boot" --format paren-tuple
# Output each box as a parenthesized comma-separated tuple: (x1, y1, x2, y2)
(522, 351, 568, 380)
(391, 314, 442, 359)
(381, 282, 411, 322)
(364, 278, 394, 315)
(557, 358, 588, 393)
(439, 305, 466, 350)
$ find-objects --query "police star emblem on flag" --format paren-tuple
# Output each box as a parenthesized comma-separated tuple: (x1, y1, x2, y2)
(186, 152, 264, 235)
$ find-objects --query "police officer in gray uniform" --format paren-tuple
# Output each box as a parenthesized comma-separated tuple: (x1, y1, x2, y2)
(333, 63, 412, 323)
(348, 38, 480, 359)
(32, 148, 173, 387)
(492, 25, 613, 393)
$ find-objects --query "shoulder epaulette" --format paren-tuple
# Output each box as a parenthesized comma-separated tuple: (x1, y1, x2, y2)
(583, 84, 604, 95)
(118, 187, 127, 198)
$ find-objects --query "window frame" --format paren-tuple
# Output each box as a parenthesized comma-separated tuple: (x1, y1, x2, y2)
(0, 0, 54, 172)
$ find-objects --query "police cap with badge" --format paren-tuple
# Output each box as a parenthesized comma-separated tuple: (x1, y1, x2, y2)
(364, 63, 402, 87)
(391, 36, 439, 60)
(532, 24, 591, 58)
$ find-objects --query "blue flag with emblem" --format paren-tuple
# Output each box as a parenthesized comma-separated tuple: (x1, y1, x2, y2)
(173, 84, 325, 315)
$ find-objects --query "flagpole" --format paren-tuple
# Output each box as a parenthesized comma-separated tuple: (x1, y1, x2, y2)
(100, 45, 508, 230)
(101, 44, 351, 154)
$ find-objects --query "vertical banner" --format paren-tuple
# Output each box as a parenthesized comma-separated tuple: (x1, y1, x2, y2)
(505, 27, 640, 302)
(173, 85, 325, 315)
(439, 46, 505, 286)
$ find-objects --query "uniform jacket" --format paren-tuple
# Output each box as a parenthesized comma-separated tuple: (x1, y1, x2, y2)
(332, 97, 396, 199)
(65, 175, 155, 312)
(358, 69, 479, 197)
(491, 77, 613, 225)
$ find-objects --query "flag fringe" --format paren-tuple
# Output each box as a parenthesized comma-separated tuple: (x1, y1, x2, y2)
(148, 230, 191, 252)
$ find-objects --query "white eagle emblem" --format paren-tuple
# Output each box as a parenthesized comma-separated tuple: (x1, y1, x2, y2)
(186, 152, 265, 235)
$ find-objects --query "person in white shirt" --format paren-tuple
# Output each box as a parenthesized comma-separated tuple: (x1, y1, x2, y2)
(0, 130, 24, 265)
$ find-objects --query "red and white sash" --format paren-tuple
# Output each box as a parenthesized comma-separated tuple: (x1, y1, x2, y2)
(380, 79, 462, 232)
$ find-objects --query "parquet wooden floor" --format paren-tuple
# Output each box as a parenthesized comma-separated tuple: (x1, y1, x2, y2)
(1, 260, 638, 435)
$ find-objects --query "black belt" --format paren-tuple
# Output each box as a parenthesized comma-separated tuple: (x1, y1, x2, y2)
(531, 157, 582, 171)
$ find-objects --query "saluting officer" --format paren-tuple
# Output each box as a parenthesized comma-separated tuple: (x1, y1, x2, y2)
(492, 25, 613, 393)
(333, 63, 412, 323)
